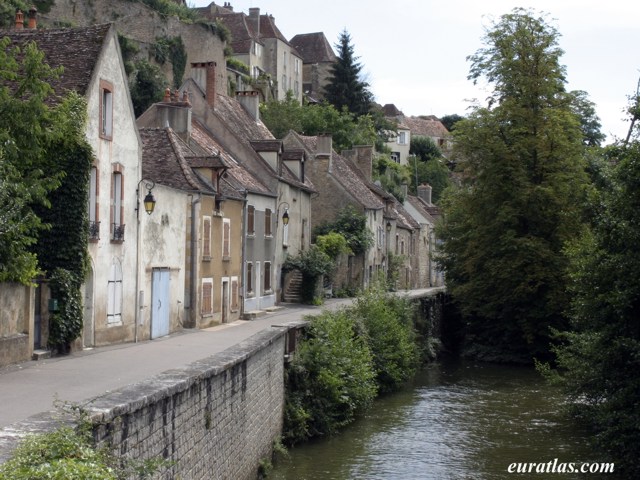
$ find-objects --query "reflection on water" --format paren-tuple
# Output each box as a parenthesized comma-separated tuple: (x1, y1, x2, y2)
(271, 360, 604, 480)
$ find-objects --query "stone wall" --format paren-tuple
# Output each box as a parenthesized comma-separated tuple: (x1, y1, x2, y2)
(0, 283, 34, 368)
(0, 327, 288, 479)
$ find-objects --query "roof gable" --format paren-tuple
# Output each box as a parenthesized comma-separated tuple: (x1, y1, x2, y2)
(289, 32, 336, 64)
(3, 23, 112, 99)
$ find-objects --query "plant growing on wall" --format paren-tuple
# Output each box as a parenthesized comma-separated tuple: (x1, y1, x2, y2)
(283, 245, 334, 304)
(313, 205, 373, 256)
(154, 36, 187, 89)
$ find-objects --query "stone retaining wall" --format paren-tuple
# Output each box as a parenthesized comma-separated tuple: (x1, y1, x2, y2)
(0, 326, 288, 480)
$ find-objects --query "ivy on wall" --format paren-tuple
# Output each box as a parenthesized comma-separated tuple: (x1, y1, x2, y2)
(154, 35, 187, 89)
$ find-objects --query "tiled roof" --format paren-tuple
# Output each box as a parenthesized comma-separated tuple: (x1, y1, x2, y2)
(393, 199, 420, 230)
(190, 119, 273, 197)
(406, 195, 441, 223)
(2, 23, 112, 100)
(250, 140, 282, 152)
(139, 127, 214, 194)
(213, 94, 315, 192)
(289, 32, 336, 64)
(259, 14, 290, 45)
(290, 132, 383, 210)
(402, 115, 450, 138)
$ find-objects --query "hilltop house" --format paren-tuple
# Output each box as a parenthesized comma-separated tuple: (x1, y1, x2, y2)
(289, 31, 336, 103)
(196, 3, 303, 102)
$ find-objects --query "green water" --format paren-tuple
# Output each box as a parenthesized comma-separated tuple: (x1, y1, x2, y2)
(271, 360, 607, 480)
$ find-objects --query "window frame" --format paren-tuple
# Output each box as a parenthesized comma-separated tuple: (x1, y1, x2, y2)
(99, 79, 113, 140)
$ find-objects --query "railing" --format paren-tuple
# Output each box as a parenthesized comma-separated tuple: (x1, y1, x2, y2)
(112, 223, 125, 242)
(88, 221, 100, 241)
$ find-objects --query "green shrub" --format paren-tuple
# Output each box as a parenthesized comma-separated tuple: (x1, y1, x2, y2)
(283, 245, 334, 303)
(350, 285, 420, 393)
(48, 268, 84, 352)
(0, 425, 117, 480)
(283, 309, 377, 444)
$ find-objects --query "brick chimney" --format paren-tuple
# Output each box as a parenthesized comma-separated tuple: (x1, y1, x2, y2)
(417, 183, 432, 205)
(342, 145, 373, 181)
(248, 8, 260, 37)
(15, 10, 24, 29)
(190, 62, 216, 108)
(236, 90, 260, 121)
(28, 6, 37, 29)
(155, 90, 192, 143)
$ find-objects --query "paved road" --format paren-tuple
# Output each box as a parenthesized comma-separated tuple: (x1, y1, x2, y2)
(0, 301, 346, 429)
(0, 289, 442, 429)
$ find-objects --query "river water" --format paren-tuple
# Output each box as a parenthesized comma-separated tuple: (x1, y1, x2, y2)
(270, 360, 607, 480)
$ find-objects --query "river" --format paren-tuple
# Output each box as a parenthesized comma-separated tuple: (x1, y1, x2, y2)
(270, 359, 608, 480)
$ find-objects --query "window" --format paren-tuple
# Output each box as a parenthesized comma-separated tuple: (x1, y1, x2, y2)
(395, 234, 399, 254)
(265, 208, 272, 237)
(203, 216, 212, 259)
(88, 166, 99, 240)
(201, 279, 213, 315)
(295, 58, 300, 74)
(398, 131, 407, 145)
(264, 261, 272, 293)
(247, 205, 255, 235)
(107, 260, 123, 324)
(100, 80, 113, 140)
(283, 51, 287, 68)
(246, 262, 253, 293)
(111, 170, 124, 242)
(222, 219, 231, 259)
(401, 239, 405, 255)
(391, 152, 400, 163)
(282, 74, 287, 91)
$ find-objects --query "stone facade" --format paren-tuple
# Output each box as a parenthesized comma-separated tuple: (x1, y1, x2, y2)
(0, 283, 34, 368)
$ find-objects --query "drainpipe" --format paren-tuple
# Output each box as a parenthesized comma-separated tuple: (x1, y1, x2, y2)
(189, 194, 201, 328)
(240, 190, 248, 318)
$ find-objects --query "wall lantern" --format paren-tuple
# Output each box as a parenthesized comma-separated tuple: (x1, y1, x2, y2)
(278, 201, 290, 226)
(136, 179, 156, 217)
(386, 221, 392, 232)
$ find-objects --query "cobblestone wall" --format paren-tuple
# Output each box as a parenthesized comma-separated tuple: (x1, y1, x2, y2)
(87, 327, 287, 480)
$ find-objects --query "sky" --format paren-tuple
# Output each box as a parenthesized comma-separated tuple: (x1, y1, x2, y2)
(191, 0, 640, 144)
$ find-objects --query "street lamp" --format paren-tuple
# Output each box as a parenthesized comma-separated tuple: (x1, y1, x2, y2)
(278, 202, 290, 225)
(136, 179, 156, 217)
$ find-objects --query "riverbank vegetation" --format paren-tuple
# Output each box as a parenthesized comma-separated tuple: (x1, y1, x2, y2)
(436, 8, 640, 476)
(282, 284, 428, 446)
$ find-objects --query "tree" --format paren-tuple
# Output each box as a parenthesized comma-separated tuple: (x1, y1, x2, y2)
(439, 113, 464, 132)
(567, 90, 605, 147)
(260, 92, 377, 151)
(0, 37, 66, 284)
(437, 9, 589, 362)
(410, 135, 441, 162)
(129, 59, 167, 118)
(323, 29, 373, 116)
(545, 99, 640, 475)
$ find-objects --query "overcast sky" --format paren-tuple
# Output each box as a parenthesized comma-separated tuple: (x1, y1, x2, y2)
(192, 0, 640, 144)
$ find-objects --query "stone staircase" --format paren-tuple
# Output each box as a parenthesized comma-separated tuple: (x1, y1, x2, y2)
(283, 270, 303, 303)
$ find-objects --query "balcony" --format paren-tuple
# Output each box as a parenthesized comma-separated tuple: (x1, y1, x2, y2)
(88, 221, 100, 241)
(111, 223, 125, 243)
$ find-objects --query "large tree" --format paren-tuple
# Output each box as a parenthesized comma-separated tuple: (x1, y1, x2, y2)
(437, 9, 589, 362)
(546, 94, 640, 476)
(323, 29, 373, 117)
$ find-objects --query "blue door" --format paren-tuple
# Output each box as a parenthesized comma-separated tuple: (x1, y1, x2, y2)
(151, 269, 170, 339)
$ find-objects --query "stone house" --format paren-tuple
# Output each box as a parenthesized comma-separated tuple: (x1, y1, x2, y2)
(382, 104, 412, 165)
(283, 132, 398, 291)
(403, 183, 445, 287)
(388, 199, 421, 290)
(2, 20, 144, 352)
(289, 31, 337, 103)
(196, 3, 304, 102)
(383, 103, 452, 157)
(180, 62, 315, 309)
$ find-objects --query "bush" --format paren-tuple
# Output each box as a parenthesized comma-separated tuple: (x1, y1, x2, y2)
(349, 286, 420, 393)
(0, 425, 117, 480)
(283, 309, 377, 445)
(283, 245, 334, 303)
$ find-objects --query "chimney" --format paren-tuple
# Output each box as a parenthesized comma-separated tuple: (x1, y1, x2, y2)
(156, 89, 192, 142)
(346, 145, 373, 181)
(417, 183, 432, 205)
(27, 6, 37, 29)
(15, 10, 24, 29)
(317, 134, 332, 157)
(236, 90, 260, 121)
(190, 62, 216, 108)
(248, 8, 260, 37)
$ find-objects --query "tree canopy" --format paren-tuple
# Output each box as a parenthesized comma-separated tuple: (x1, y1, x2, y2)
(323, 29, 373, 117)
(437, 9, 589, 362)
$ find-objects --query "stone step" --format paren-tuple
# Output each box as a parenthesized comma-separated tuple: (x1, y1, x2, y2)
(32, 349, 51, 361)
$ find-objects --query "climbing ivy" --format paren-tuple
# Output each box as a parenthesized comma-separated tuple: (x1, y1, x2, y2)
(154, 35, 187, 89)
